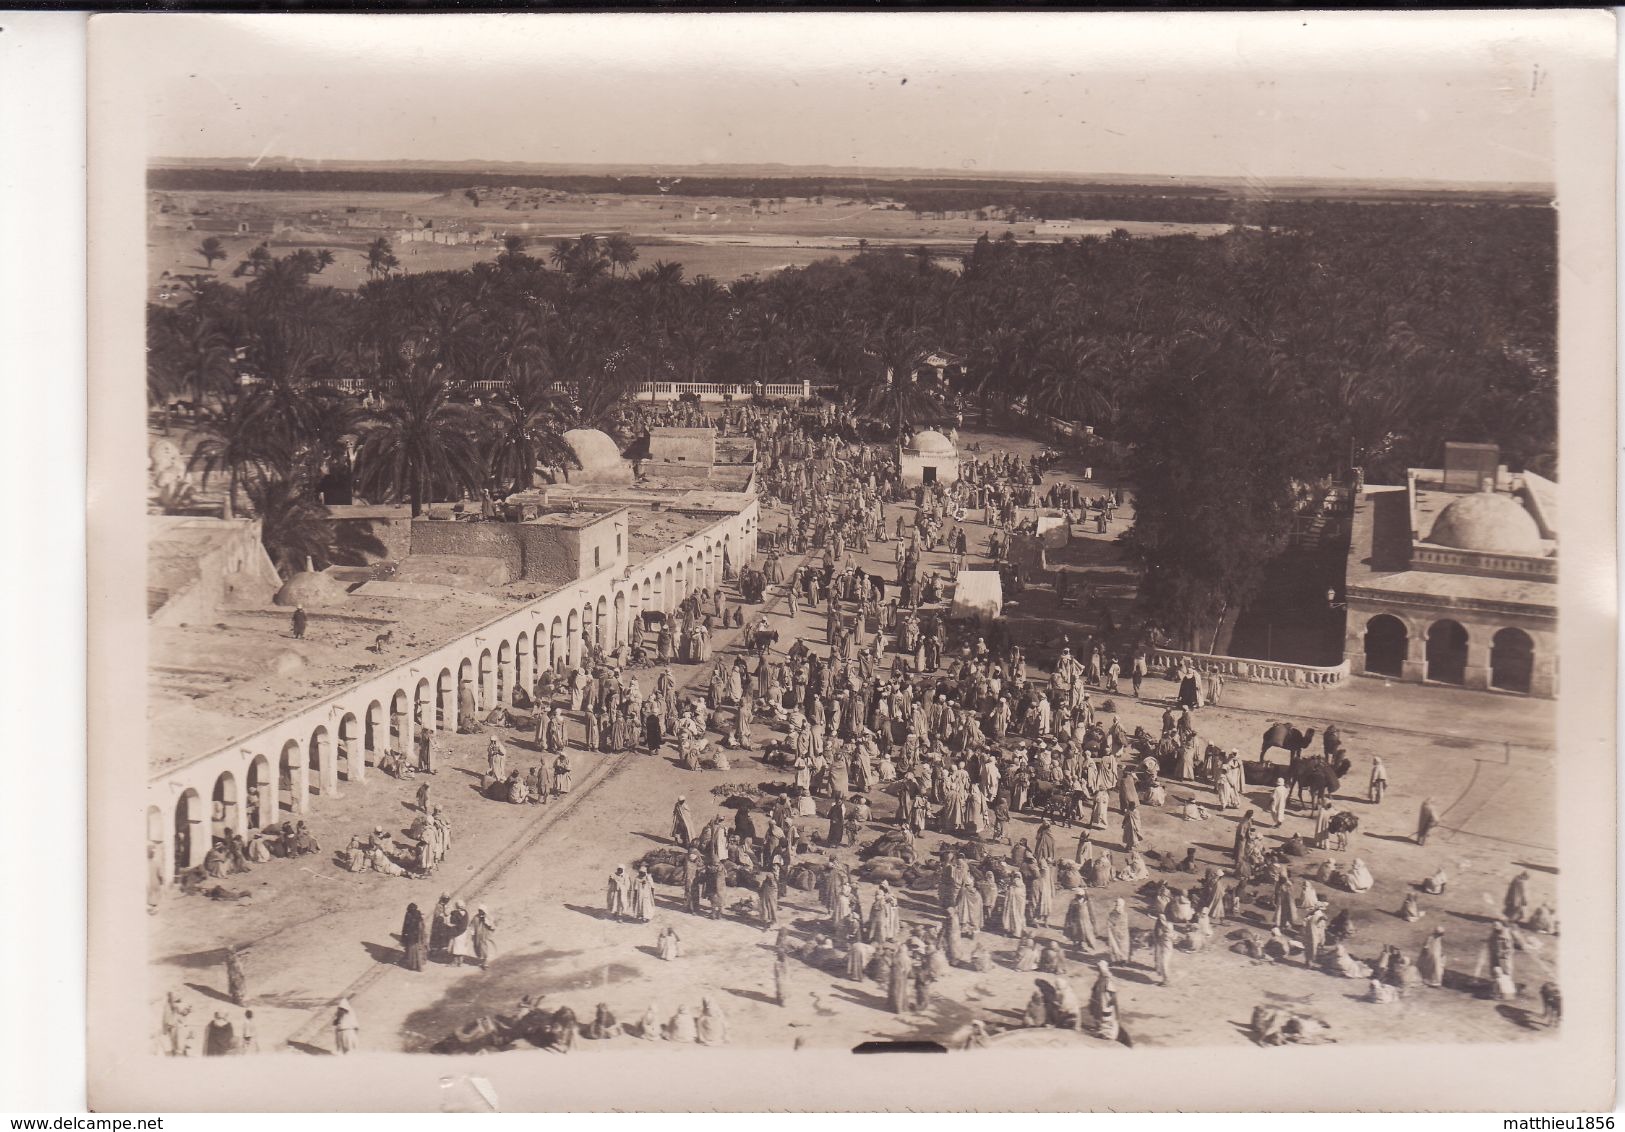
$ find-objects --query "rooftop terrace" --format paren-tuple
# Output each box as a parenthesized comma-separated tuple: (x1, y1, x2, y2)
(148, 507, 725, 770)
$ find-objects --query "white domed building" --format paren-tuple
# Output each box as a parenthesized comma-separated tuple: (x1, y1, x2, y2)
(559, 428, 633, 485)
(1343, 443, 1556, 696)
(898, 428, 960, 487)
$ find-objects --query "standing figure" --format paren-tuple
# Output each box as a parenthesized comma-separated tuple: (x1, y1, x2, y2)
(1368, 756, 1388, 804)
(1416, 797, 1438, 846)
(223, 946, 248, 1007)
(607, 866, 631, 920)
(332, 998, 359, 1054)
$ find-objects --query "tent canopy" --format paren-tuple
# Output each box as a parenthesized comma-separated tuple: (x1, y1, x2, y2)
(951, 569, 1004, 623)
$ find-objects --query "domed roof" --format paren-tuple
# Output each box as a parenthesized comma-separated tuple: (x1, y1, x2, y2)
(562, 428, 632, 484)
(1427, 492, 1544, 556)
(273, 570, 347, 608)
(911, 429, 956, 455)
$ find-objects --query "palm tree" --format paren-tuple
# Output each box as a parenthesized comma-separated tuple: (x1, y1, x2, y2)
(233, 243, 273, 278)
(196, 237, 226, 269)
(1028, 331, 1120, 430)
(496, 235, 534, 272)
(861, 316, 934, 437)
(249, 475, 335, 578)
(549, 238, 576, 272)
(482, 381, 580, 494)
(353, 364, 485, 516)
(604, 233, 639, 278)
(313, 249, 336, 274)
(187, 391, 285, 520)
(365, 237, 398, 280)
(245, 253, 315, 311)
(157, 314, 236, 408)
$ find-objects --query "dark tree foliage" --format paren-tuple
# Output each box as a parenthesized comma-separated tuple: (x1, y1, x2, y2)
(1119, 330, 1318, 651)
(147, 199, 1556, 633)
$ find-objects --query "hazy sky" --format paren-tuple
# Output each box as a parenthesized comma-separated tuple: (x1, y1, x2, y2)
(131, 13, 1559, 185)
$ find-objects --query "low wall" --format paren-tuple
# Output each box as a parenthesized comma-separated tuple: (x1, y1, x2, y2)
(410, 520, 524, 581)
(330, 514, 413, 565)
(1150, 648, 1350, 688)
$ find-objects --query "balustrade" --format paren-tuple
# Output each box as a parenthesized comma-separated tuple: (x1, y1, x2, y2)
(1149, 647, 1350, 688)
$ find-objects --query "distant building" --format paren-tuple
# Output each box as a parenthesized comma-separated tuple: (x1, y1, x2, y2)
(1343, 442, 1556, 696)
(648, 426, 717, 467)
(188, 217, 274, 236)
(917, 350, 967, 384)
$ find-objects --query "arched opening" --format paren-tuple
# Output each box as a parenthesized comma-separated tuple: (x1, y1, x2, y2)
(664, 566, 674, 610)
(550, 617, 564, 671)
(279, 739, 305, 813)
(1491, 627, 1534, 694)
(309, 725, 333, 797)
(613, 591, 626, 649)
(566, 609, 580, 666)
(174, 788, 203, 873)
(704, 545, 714, 590)
(211, 772, 239, 847)
(478, 649, 494, 710)
(246, 755, 273, 830)
(595, 596, 608, 648)
(1362, 615, 1407, 678)
(530, 631, 544, 688)
(389, 689, 410, 754)
(515, 632, 532, 698)
(414, 677, 432, 731)
(364, 700, 384, 766)
(653, 571, 666, 613)
(1426, 620, 1469, 685)
(337, 713, 361, 783)
(497, 640, 514, 705)
(437, 669, 455, 731)
(457, 658, 475, 717)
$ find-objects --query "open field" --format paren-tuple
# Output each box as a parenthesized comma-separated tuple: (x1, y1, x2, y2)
(148, 188, 1232, 295)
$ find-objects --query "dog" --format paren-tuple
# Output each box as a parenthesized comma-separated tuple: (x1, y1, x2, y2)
(370, 629, 394, 653)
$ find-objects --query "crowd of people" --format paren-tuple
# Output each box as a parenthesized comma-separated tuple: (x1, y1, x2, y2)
(156, 403, 1560, 1055)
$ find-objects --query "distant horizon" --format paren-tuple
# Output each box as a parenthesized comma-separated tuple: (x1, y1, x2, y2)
(146, 155, 1554, 195)
(134, 14, 1558, 187)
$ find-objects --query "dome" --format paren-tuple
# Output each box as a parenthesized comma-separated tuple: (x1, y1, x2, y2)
(273, 570, 348, 608)
(911, 429, 956, 455)
(1427, 492, 1544, 556)
(562, 428, 632, 484)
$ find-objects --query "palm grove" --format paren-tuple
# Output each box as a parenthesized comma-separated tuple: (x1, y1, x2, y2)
(148, 202, 1555, 649)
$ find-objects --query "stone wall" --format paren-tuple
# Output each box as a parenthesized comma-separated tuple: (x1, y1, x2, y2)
(649, 429, 716, 465)
(518, 524, 580, 586)
(410, 520, 525, 580)
(330, 514, 413, 565)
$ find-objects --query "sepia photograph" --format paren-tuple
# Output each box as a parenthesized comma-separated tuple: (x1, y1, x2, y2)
(82, 10, 1615, 1113)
